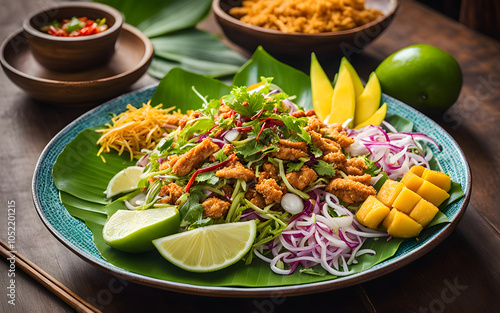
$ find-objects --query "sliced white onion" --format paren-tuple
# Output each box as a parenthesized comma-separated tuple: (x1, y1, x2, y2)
(224, 130, 240, 142)
(125, 193, 146, 210)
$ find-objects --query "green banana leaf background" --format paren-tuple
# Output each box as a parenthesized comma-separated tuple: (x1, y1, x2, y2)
(95, 0, 248, 79)
(49, 48, 464, 287)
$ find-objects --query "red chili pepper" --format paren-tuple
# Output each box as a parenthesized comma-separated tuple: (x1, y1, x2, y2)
(242, 102, 249, 107)
(256, 122, 267, 142)
(250, 109, 266, 121)
(208, 124, 219, 132)
(234, 126, 253, 132)
(184, 154, 236, 192)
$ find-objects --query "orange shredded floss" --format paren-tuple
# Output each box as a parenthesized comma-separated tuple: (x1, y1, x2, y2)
(96, 102, 183, 161)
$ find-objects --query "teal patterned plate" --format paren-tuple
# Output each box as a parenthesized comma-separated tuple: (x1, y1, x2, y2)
(32, 85, 471, 297)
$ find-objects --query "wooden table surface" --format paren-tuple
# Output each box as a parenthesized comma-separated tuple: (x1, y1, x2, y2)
(1, 0, 499, 312)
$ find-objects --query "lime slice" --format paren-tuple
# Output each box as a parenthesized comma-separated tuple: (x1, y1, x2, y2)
(105, 166, 143, 198)
(153, 220, 257, 272)
(103, 207, 180, 253)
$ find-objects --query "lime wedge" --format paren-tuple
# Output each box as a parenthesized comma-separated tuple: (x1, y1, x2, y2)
(105, 166, 143, 198)
(153, 220, 257, 272)
(103, 207, 180, 253)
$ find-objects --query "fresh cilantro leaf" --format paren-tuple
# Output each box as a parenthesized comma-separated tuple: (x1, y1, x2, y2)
(280, 115, 310, 143)
(286, 161, 305, 173)
(199, 99, 221, 118)
(313, 160, 336, 176)
(222, 86, 266, 117)
(195, 171, 220, 185)
(310, 145, 323, 158)
(359, 155, 381, 176)
(213, 149, 228, 162)
(179, 190, 206, 227)
(279, 125, 291, 139)
(257, 128, 280, 146)
(235, 139, 265, 158)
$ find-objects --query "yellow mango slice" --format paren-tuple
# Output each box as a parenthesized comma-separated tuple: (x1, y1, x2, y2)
(310, 53, 334, 121)
(354, 72, 382, 126)
(385, 209, 423, 238)
(392, 187, 422, 214)
(416, 180, 450, 207)
(354, 102, 387, 129)
(355, 195, 390, 230)
(340, 57, 364, 99)
(400, 171, 425, 192)
(409, 165, 426, 177)
(327, 65, 355, 127)
(422, 169, 451, 192)
(382, 207, 397, 230)
(376, 179, 404, 208)
(248, 82, 263, 91)
(410, 199, 439, 228)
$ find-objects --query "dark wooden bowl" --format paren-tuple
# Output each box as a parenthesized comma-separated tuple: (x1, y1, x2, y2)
(23, 2, 123, 72)
(213, 0, 399, 60)
(1, 24, 153, 106)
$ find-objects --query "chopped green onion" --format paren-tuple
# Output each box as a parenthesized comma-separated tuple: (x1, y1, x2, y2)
(65, 16, 84, 33)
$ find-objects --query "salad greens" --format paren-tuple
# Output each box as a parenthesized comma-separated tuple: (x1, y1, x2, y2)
(52, 48, 464, 287)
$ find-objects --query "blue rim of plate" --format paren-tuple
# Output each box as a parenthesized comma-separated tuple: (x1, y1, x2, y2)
(32, 85, 471, 297)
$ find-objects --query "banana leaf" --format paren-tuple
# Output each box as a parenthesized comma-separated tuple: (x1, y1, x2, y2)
(96, 0, 211, 37)
(52, 49, 464, 287)
(147, 29, 247, 79)
(96, 0, 246, 78)
(148, 57, 244, 80)
(151, 29, 246, 66)
(149, 68, 231, 111)
(233, 47, 312, 110)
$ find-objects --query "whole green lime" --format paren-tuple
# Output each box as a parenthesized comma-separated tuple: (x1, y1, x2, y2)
(375, 44, 462, 114)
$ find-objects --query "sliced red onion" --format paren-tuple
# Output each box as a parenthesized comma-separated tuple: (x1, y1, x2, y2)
(346, 121, 439, 180)
(258, 191, 387, 276)
(282, 98, 297, 114)
(136, 153, 150, 167)
(211, 138, 226, 148)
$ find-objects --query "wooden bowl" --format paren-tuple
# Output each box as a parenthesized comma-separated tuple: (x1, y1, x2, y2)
(23, 2, 123, 72)
(1, 24, 153, 106)
(213, 0, 399, 60)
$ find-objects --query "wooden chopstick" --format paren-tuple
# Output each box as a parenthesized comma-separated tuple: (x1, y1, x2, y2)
(0, 240, 102, 313)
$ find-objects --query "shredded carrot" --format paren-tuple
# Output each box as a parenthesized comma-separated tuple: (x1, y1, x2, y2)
(96, 102, 183, 161)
